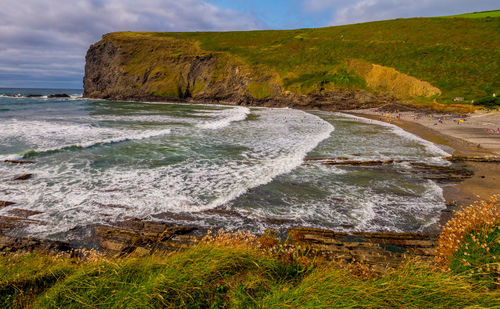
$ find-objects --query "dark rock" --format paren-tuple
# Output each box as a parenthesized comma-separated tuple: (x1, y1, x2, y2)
(153, 212, 197, 221)
(47, 93, 70, 98)
(25, 94, 43, 97)
(305, 159, 397, 166)
(0, 215, 46, 230)
(201, 206, 246, 218)
(0, 235, 71, 255)
(263, 217, 296, 225)
(4, 159, 35, 164)
(13, 173, 33, 180)
(93, 219, 200, 255)
(288, 227, 437, 271)
(6, 208, 43, 218)
(0, 201, 15, 208)
(409, 162, 474, 183)
(95, 202, 132, 210)
(447, 155, 500, 163)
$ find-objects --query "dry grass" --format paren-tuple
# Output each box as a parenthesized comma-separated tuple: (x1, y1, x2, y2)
(435, 195, 500, 268)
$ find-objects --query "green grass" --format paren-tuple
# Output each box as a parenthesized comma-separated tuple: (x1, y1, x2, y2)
(101, 14, 500, 104)
(473, 95, 500, 108)
(444, 10, 500, 18)
(449, 224, 499, 289)
(1, 242, 498, 308)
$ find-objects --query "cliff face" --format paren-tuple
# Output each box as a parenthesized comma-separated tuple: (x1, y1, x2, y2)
(84, 16, 500, 107)
(83, 33, 389, 110)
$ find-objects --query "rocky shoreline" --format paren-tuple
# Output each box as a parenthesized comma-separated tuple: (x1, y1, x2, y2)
(0, 150, 491, 269)
(1, 98, 498, 269)
(0, 221, 438, 271)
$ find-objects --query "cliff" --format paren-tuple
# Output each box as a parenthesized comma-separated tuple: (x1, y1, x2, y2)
(84, 16, 499, 109)
(83, 33, 384, 110)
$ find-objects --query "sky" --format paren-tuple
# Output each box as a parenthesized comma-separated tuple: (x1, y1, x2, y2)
(0, 0, 498, 89)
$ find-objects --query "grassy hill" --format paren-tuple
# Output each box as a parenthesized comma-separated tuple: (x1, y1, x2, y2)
(444, 10, 500, 18)
(87, 14, 499, 108)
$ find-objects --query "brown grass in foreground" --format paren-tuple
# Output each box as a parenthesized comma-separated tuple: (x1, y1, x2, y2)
(435, 195, 500, 268)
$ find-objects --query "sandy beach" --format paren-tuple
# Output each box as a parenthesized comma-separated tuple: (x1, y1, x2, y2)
(348, 108, 500, 206)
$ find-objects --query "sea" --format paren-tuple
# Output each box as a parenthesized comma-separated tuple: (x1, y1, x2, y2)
(0, 88, 451, 240)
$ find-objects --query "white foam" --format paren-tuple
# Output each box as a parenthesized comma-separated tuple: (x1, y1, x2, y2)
(0, 154, 24, 161)
(0, 119, 171, 159)
(0, 103, 447, 236)
(197, 106, 250, 130)
(204, 119, 334, 210)
(95, 114, 196, 124)
(0, 107, 334, 236)
(337, 113, 450, 157)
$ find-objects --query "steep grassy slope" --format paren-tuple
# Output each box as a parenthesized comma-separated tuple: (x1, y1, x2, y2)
(84, 15, 499, 109)
(1, 242, 498, 308)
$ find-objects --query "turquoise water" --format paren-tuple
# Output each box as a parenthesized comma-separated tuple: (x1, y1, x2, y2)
(0, 88, 450, 239)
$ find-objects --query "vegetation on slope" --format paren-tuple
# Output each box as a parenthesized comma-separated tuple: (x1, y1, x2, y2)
(443, 10, 500, 18)
(98, 14, 499, 106)
(1, 197, 499, 308)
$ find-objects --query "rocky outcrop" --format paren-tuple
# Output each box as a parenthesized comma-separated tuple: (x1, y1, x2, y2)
(0, 201, 15, 208)
(447, 155, 500, 162)
(289, 227, 437, 270)
(0, 235, 71, 255)
(83, 33, 391, 110)
(47, 94, 70, 98)
(304, 158, 474, 183)
(3, 159, 35, 164)
(93, 220, 200, 256)
(0, 220, 439, 270)
(12, 173, 32, 181)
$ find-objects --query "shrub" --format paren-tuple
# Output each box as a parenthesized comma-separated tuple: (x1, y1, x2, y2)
(435, 195, 499, 269)
(473, 96, 500, 108)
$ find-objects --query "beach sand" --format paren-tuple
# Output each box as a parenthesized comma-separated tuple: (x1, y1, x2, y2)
(347, 108, 500, 207)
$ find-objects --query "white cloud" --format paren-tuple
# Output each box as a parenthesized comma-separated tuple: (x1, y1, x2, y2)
(0, 0, 262, 88)
(303, 0, 500, 25)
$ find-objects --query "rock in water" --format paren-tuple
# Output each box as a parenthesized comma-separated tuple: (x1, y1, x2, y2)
(4, 160, 35, 164)
(13, 173, 33, 180)
(47, 94, 70, 98)
(0, 201, 16, 208)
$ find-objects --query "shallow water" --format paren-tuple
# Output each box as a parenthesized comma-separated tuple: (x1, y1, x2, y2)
(0, 88, 450, 239)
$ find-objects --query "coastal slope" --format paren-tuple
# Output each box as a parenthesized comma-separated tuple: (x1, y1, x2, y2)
(84, 15, 499, 109)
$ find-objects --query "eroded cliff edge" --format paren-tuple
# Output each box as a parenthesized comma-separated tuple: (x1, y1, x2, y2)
(83, 32, 443, 110)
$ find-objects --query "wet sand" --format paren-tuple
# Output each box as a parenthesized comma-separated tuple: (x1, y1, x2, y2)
(347, 108, 500, 206)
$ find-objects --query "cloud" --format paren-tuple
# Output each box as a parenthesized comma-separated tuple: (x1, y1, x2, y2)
(303, 0, 500, 25)
(0, 0, 262, 88)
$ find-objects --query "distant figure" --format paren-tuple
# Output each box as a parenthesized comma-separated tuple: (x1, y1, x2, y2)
(477, 144, 481, 148)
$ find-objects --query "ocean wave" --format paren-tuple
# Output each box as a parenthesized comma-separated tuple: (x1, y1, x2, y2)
(336, 113, 450, 157)
(0, 119, 171, 160)
(196, 106, 250, 130)
(0, 108, 334, 236)
(0, 94, 83, 100)
(23, 128, 172, 158)
(190, 110, 335, 211)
